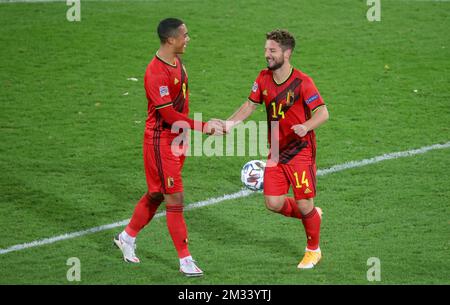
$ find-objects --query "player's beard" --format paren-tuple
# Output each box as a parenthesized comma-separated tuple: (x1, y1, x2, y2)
(267, 57, 284, 71)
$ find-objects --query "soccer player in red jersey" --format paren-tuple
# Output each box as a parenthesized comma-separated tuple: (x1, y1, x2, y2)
(114, 18, 222, 277)
(220, 29, 329, 269)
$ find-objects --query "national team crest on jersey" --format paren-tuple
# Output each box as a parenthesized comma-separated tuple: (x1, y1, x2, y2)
(252, 82, 258, 93)
(167, 177, 174, 188)
(286, 90, 295, 106)
(159, 86, 169, 97)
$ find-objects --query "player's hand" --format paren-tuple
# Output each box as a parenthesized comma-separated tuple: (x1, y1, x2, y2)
(213, 119, 230, 135)
(205, 119, 226, 136)
(291, 124, 309, 137)
(215, 119, 235, 135)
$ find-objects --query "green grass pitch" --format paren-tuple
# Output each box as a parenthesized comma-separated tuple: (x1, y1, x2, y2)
(0, 0, 449, 284)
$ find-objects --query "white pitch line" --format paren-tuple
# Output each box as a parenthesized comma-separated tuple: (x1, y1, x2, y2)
(0, 141, 449, 255)
(317, 142, 450, 176)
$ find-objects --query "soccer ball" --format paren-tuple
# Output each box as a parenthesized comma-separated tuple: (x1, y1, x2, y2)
(241, 160, 266, 191)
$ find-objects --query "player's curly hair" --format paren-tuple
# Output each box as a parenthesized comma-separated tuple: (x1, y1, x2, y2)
(266, 29, 296, 51)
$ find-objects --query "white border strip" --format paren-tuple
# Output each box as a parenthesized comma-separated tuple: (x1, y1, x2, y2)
(0, 141, 449, 255)
(0, 0, 163, 3)
(0, 0, 65, 3)
(3, 0, 448, 3)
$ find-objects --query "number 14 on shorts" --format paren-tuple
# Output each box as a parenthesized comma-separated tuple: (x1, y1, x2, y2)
(293, 171, 309, 189)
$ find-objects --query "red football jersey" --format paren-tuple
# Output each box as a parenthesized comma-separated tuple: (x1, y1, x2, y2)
(248, 67, 325, 164)
(144, 54, 189, 145)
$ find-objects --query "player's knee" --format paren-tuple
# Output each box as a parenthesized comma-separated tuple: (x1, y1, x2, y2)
(297, 198, 314, 215)
(264, 197, 283, 212)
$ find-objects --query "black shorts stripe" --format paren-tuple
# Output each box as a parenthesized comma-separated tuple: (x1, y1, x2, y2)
(309, 132, 316, 162)
(154, 144, 166, 194)
(153, 116, 166, 193)
(308, 164, 316, 193)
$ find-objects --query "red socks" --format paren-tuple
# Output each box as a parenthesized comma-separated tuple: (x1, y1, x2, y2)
(277, 198, 321, 250)
(125, 195, 190, 259)
(125, 193, 162, 237)
(301, 207, 321, 250)
(278, 197, 302, 219)
(166, 204, 190, 258)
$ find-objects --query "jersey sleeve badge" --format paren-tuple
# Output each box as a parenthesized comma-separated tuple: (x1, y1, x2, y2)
(305, 93, 319, 105)
(159, 86, 169, 97)
(252, 82, 259, 93)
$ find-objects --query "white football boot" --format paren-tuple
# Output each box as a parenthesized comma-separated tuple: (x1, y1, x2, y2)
(113, 233, 140, 263)
(179, 257, 203, 277)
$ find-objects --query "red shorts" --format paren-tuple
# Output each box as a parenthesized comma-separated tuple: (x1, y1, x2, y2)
(264, 163, 317, 200)
(143, 143, 186, 194)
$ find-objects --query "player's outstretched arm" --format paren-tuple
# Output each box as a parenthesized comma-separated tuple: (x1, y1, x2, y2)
(291, 105, 329, 137)
(204, 100, 257, 136)
(158, 105, 223, 135)
(224, 100, 258, 132)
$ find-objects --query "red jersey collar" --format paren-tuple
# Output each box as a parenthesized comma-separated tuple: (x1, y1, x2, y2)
(155, 52, 178, 68)
(272, 66, 294, 86)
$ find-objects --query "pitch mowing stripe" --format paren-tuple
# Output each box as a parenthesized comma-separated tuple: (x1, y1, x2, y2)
(0, 141, 449, 255)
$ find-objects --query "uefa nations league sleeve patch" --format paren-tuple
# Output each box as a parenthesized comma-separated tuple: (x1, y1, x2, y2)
(252, 82, 258, 93)
(159, 86, 169, 97)
(305, 93, 319, 105)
